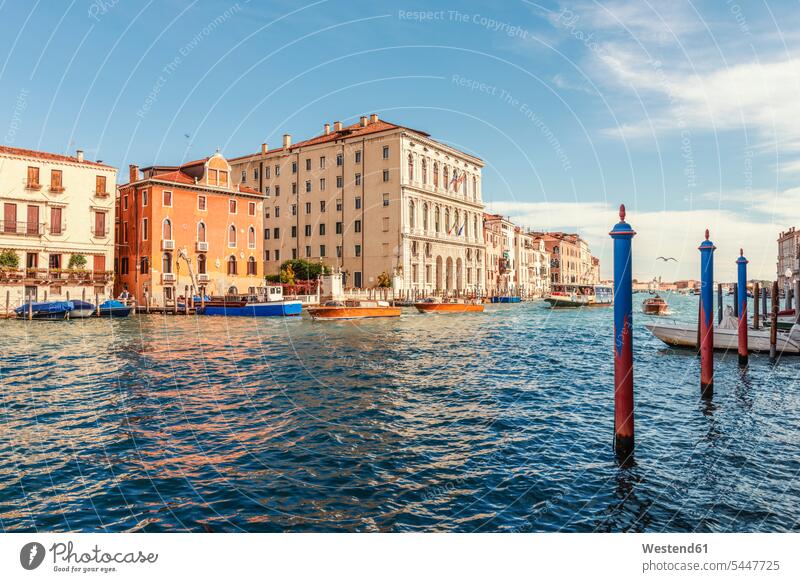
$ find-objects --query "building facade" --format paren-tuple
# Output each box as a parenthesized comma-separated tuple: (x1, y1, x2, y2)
(483, 214, 517, 294)
(517, 230, 551, 297)
(533, 232, 599, 286)
(777, 227, 799, 292)
(114, 152, 265, 304)
(230, 114, 485, 292)
(0, 146, 117, 306)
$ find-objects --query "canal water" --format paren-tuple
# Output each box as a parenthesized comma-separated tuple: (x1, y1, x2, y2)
(1, 294, 798, 532)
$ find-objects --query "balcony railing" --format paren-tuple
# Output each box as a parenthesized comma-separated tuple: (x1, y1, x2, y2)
(25, 182, 42, 191)
(0, 269, 113, 284)
(95, 190, 110, 198)
(0, 221, 45, 236)
(90, 226, 110, 237)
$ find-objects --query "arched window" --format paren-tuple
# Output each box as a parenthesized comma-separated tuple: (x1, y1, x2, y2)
(422, 159, 427, 184)
(197, 221, 206, 242)
(451, 169, 458, 192)
(433, 162, 439, 188)
(473, 215, 478, 240)
(228, 286, 238, 294)
(247, 256, 257, 275)
(443, 166, 449, 190)
(407, 154, 414, 181)
(162, 252, 172, 274)
(423, 203, 429, 231)
(472, 176, 477, 199)
(444, 208, 450, 234)
(248, 226, 256, 248)
(227, 255, 237, 275)
(435, 206, 440, 233)
(462, 173, 467, 195)
(197, 254, 207, 274)
(162, 218, 172, 240)
(409, 200, 415, 229)
(228, 225, 237, 247)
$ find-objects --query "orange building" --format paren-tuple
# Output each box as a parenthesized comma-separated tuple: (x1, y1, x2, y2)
(114, 152, 265, 304)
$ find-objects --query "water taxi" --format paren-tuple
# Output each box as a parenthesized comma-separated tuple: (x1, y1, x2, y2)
(642, 294, 669, 315)
(307, 299, 401, 320)
(544, 285, 613, 309)
(490, 295, 521, 303)
(198, 286, 301, 317)
(414, 298, 484, 313)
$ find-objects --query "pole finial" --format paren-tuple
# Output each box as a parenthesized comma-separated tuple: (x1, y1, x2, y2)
(619, 204, 626, 221)
(740, 248, 743, 256)
(705, 228, 710, 241)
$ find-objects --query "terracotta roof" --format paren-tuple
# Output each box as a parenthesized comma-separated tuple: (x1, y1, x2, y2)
(124, 169, 263, 197)
(150, 170, 195, 184)
(237, 184, 261, 195)
(180, 157, 210, 168)
(0, 145, 115, 169)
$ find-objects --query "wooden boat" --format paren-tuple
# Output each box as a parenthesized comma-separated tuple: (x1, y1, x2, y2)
(642, 294, 669, 315)
(544, 284, 613, 309)
(307, 299, 400, 320)
(645, 309, 800, 354)
(14, 300, 73, 320)
(414, 298, 484, 313)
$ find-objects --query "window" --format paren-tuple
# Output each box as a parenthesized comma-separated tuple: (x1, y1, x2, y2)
(383, 146, 390, 159)
(305, 158, 311, 171)
(273, 227, 280, 239)
(123, 195, 128, 210)
(123, 222, 128, 243)
(50, 170, 63, 191)
(423, 203, 429, 230)
(229, 199, 237, 214)
(197, 254, 206, 274)
(275, 164, 280, 176)
(198, 195, 206, 210)
(275, 185, 280, 196)
(94, 211, 107, 236)
(241, 170, 247, 182)
(264, 228, 270, 240)
(422, 159, 427, 184)
(227, 255, 237, 275)
(197, 221, 206, 242)
(383, 169, 389, 182)
(162, 252, 173, 274)
(319, 156, 326, 169)
(305, 202, 312, 214)
(336, 199, 342, 211)
(320, 200, 326, 212)
(162, 218, 172, 240)
(304, 224, 312, 237)
(265, 186, 271, 196)
(444, 167, 449, 189)
(274, 249, 280, 261)
(248, 201, 256, 216)
(407, 154, 413, 180)
(228, 225, 237, 247)
(355, 197, 361, 210)
(292, 204, 297, 216)
(95, 175, 107, 195)
(305, 181, 311, 193)
(354, 245, 361, 257)
(355, 220, 362, 233)
(319, 223, 326, 235)
(253, 168, 259, 180)
(335, 222, 343, 234)
(435, 207, 440, 233)
(382, 217, 389, 232)
(140, 256, 149, 275)
(355, 173, 361, 186)
(292, 248, 297, 259)
(264, 250, 270, 261)
(354, 271, 362, 288)
(292, 182, 297, 194)
(274, 206, 280, 218)
(319, 178, 325, 191)
(320, 245, 326, 257)
(142, 189, 149, 206)
(383, 193, 389, 207)
(163, 190, 172, 206)
(409, 201, 415, 229)
(218, 170, 229, 186)
(142, 217, 149, 240)
(265, 166, 270, 178)
(305, 245, 311, 258)
(336, 153, 343, 166)
(336, 176, 343, 188)
(247, 256, 257, 275)
(291, 225, 297, 238)
(27, 166, 40, 188)
(433, 162, 439, 187)
(292, 161, 297, 174)
(336, 246, 342, 258)
(355, 151, 361, 163)
(119, 257, 128, 274)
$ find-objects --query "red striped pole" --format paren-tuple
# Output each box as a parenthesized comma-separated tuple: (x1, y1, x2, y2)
(736, 249, 749, 366)
(698, 230, 716, 397)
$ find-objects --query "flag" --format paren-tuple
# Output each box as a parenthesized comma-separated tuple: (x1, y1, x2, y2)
(457, 223, 464, 236)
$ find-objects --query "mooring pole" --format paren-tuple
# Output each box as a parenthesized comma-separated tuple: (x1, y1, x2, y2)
(736, 250, 749, 367)
(762, 287, 768, 323)
(733, 282, 739, 317)
(609, 204, 636, 459)
(770, 281, 778, 361)
(795, 279, 800, 324)
(699, 229, 716, 397)
(753, 282, 760, 329)
(717, 283, 723, 324)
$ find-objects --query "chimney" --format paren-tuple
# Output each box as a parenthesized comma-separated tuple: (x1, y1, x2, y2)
(359, 115, 367, 127)
(283, 134, 291, 149)
(76, 149, 84, 162)
(333, 121, 342, 131)
(324, 123, 330, 135)
(129, 164, 139, 183)
(369, 113, 378, 124)
(261, 142, 268, 154)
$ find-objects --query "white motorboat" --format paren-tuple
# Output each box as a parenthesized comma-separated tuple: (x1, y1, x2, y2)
(645, 307, 800, 354)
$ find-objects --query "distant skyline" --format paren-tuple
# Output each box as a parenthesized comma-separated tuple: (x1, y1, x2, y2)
(1, 0, 798, 281)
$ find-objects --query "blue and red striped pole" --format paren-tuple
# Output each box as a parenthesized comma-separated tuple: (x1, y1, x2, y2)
(699, 230, 716, 397)
(610, 204, 636, 458)
(736, 249, 749, 366)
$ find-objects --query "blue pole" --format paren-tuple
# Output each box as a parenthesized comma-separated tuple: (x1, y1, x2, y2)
(609, 204, 636, 459)
(699, 230, 716, 397)
(737, 249, 749, 366)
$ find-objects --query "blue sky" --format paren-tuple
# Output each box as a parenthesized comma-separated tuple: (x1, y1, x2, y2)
(1, 0, 798, 280)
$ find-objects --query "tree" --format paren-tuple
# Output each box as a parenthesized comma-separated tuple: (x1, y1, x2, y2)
(68, 254, 87, 270)
(377, 271, 391, 288)
(279, 258, 329, 280)
(0, 249, 19, 269)
(280, 263, 296, 285)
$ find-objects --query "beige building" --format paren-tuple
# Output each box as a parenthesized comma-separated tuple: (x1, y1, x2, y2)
(533, 232, 599, 286)
(777, 227, 799, 292)
(230, 115, 485, 292)
(0, 146, 117, 307)
(517, 230, 551, 297)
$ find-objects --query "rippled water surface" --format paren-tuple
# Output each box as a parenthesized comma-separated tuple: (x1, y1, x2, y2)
(1, 294, 798, 532)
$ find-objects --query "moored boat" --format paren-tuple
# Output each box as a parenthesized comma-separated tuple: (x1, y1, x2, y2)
(198, 286, 301, 317)
(490, 295, 521, 304)
(642, 294, 669, 315)
(414, 298, 484, 313)
(307, 299, 401, 320)
(70, 300, 97, 318)
(98, 299, 133, 318)
(544, 284, 613, 309)
(14, 300, 74, 320)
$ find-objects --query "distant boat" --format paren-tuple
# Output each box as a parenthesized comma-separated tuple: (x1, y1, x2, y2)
(490, 295, 521, 304)
(642, 294, 669, 315)
(198, 286, 301, 317)
(98, 299, 132, 318)
(14, 301, 73, 320)
(307, 299, 400, 320)
(544, 284, 613, 309)
(414, 297, 484, 313)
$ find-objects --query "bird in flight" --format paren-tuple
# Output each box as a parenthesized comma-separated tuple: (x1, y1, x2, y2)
(657, 256, 677, 262)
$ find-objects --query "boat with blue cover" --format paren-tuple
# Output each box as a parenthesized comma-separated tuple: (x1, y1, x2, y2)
(70, 300, 97, 318)
(14, 301, 74, 320)
(98, 299, 132, 318)
(198, 286, 302, 317)
(490, 295, 521, 304)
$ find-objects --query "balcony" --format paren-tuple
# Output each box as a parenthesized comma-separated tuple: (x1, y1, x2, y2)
(25, 182, 42, 191)
(49, 185, 65, 193)
(162, 272, 176, 283)
(0, 269, 113, 284)
(90, 226, 110, 238)
(0, 221, 45, 236)
(95, 190, 110, 198)
(196, 241, 208, 252)
(197, 273, 210, 283)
